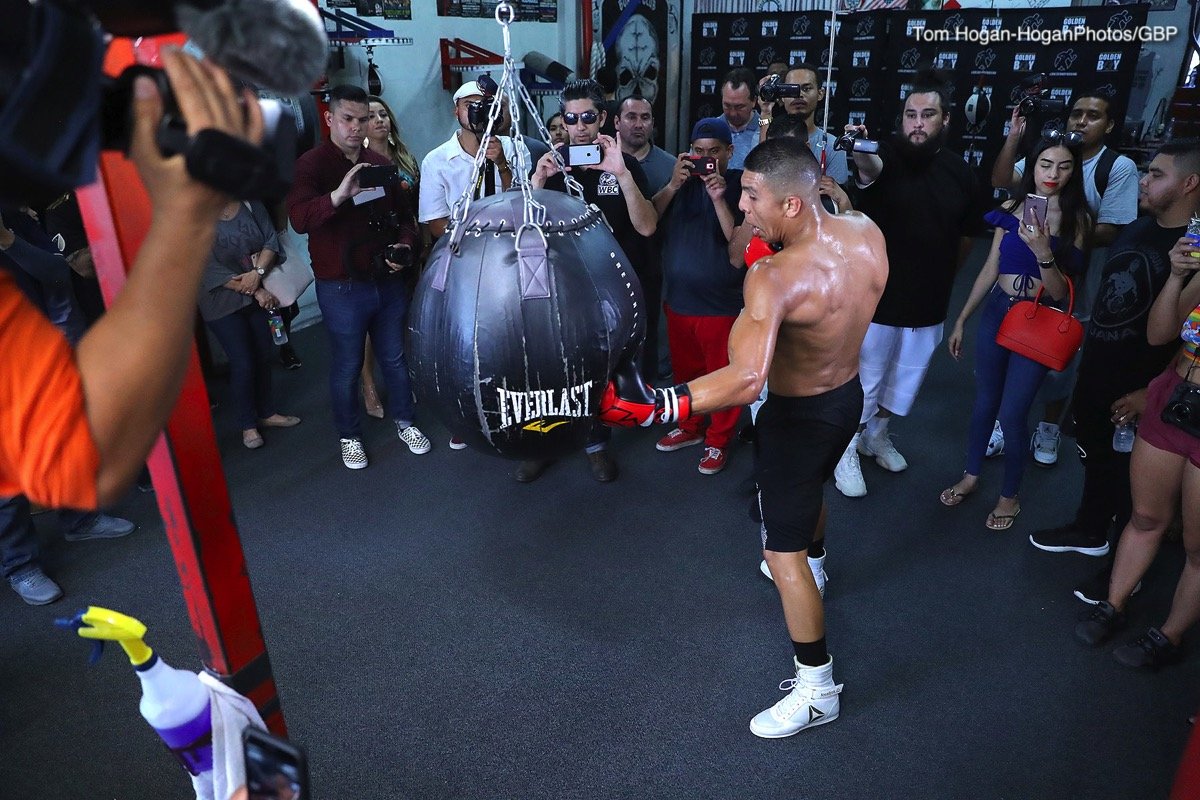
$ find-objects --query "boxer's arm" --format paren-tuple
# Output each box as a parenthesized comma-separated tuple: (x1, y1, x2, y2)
(685, 262, 785, 414)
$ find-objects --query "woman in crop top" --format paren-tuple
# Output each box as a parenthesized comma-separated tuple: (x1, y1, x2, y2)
(940, 138, 1092, 530)
(1075, 241, 1200, 668)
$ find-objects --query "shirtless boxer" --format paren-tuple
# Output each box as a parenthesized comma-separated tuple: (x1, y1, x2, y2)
(601, 137, 887, 737)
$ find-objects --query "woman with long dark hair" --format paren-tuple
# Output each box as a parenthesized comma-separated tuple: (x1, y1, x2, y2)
(940, 137, 1093, 529)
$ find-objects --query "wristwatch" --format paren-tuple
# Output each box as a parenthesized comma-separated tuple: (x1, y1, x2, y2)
(255, 266, 266, 276)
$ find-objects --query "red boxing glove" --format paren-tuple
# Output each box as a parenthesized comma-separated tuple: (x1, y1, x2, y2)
(600, 357, 693, 427)
(744, 235, 775, 269)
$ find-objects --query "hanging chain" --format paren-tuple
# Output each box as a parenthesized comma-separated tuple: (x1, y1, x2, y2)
(447, 0, 582, 250)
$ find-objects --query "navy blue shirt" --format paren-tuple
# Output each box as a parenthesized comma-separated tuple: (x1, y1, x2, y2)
(660, 170, 745, 316)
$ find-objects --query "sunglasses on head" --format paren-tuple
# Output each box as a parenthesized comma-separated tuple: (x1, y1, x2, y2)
(562, 110, 600, 125)
(1042, 128, 1084, 148)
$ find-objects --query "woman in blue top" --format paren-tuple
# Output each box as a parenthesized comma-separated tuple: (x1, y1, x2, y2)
(940, 138, 1093, 529)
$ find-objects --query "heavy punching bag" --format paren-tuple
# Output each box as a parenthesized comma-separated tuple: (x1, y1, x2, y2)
(408, 189, 645, 460)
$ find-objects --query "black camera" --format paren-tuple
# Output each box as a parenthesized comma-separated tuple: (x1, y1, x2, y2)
(467, 74, 500, 135)
(385, 244, 413, 268)
(1161, 380, 1200, 439)
(834, 129, 880, 154)
(96, 65, 296, 200)
(758, 74, 802, 103)
(1016, 73, 1067, 119)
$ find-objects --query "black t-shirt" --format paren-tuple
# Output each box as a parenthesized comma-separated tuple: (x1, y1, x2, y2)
(857, 141, 985, 328)
(661, 170, 745, 316)
(1077, 215, 1182, 394)
(545, 151, 652, 275)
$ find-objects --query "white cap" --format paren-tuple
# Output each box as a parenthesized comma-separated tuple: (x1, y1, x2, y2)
(453, 82, 483, 103)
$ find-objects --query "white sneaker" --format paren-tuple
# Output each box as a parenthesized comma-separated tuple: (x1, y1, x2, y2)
(759, 555, 826, 599)
(1031, 424, 1060, 467)
(448, 436, 468, 451)
(833, 434, 866, 497)
(397, 424, 432, 454)
(340, 438, 368, 470)
(985, 421, 1005, 458)
(858, 430, 908, 472)
(749, 656, 843, 739)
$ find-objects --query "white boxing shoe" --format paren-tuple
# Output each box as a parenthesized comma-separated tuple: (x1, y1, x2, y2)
(833, 434, 866, 497)
(759, 554, 826, 599)
(750, 656, 843, 739)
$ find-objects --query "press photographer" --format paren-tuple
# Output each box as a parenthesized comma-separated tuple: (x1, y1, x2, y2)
(831, 70, 986, 499)
(757, 64, 849, 185)
(287, 84, 429, 472)
(418, 78, 518, 240)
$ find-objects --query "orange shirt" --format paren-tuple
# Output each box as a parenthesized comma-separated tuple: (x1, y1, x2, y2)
(0, 272, 99, 509)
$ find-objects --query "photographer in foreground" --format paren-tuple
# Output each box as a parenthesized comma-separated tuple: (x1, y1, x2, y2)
(287, 84, 428, 471)
(0, 48, 263, 510)
(1072, 224, 1200, 670)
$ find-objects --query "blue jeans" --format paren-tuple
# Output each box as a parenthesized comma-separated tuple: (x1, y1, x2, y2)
(206, 305, 277, 430)
(964, 286, 1051, 497)
(316, 276, 415, 438)
(0, 497, 98, 578)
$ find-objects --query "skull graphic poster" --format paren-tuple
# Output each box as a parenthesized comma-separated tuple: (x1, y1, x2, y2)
(597, 0, 680, 147)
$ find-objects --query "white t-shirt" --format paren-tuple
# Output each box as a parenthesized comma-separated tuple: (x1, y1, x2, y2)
(1014, 145, 1138, 225)
(418, 132, 518, 224)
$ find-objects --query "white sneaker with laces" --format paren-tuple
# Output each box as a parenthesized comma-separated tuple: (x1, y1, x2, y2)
(759, 555, 826, 598)
(340, 438, 368, 470)
(858, 430, 908, 472)
(1031, 424, 1060, 467)
(833, 434, 866, 497)
(986, 420, 1005, 458)
(397, 424, 432, 454)
(750, 656, 843, 739)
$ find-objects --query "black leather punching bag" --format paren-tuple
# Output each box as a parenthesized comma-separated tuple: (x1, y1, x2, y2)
(408, 189, 645, 460)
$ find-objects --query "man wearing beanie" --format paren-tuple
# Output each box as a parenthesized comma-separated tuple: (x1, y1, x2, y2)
(650, 117, 746, 475)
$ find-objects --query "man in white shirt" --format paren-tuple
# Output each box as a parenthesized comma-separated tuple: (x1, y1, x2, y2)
(418, 81, 518, 240)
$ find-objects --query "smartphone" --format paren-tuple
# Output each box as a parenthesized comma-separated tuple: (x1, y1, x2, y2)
(565, 143, 603, 167)
(686, 156, 717, 177)
(357, 164, 398, 188)
(243, 727, 309, 800)
(850, 138, 880, 154)
(1023, 194, 1048, 229)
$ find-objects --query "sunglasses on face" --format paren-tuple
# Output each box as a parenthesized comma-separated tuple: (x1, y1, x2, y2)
(1042, 128, 1084, 148)
(562, 110, 600, 125)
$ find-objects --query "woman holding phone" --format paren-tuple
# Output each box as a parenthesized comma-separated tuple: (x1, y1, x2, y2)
(940, 138, 1093, 529)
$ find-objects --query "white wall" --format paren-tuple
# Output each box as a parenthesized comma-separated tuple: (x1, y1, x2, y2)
(324, 3, 579, 162)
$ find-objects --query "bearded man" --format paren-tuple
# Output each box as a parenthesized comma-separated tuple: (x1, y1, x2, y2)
(831, 71, 987, 498)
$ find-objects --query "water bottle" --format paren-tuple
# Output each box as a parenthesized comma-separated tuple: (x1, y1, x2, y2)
(267, 309, 288, 345)
(1113, 422, 1136, 453)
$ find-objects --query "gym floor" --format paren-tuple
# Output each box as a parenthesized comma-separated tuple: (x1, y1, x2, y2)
(1, 249, 1195, 799)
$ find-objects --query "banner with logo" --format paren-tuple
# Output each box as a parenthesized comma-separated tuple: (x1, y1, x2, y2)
(689, 5, 1147, 183)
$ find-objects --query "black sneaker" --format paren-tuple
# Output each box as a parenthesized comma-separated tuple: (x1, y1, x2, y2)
(587, 450, 618, 483)
(280, 344, 302, 370)
(1075, 601, 1126, 647)
(1113, 627, 1183, 669)
(1029, 523, 1110, 556)
(1073, 566, 1141, 605)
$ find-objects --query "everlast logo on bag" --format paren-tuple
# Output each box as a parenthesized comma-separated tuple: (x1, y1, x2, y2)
(497, 381, 594, 430)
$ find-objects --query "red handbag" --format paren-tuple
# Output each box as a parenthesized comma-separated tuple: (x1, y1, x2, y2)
(995, 278, 1084, 371)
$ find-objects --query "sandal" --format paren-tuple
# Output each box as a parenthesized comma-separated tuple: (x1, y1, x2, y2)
(242, 429, 265, 449)
(939, 483, 975, 507)
(985, 505, 1022, 531)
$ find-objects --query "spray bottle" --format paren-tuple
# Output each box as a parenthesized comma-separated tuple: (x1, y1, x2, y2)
(58, 607, 214, 780)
